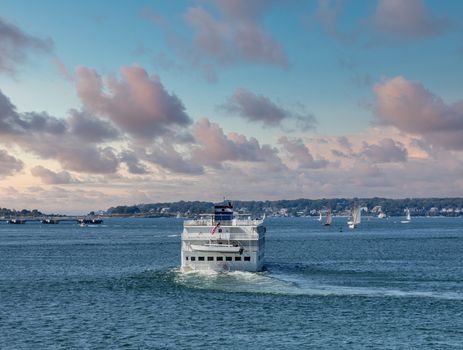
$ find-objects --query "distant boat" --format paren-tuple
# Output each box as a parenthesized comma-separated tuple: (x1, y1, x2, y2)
(378, 212, 387, 219)
(401, 209, 411, 224)
(348, 207, 361, 229)
(78, 218, 103, 225)
(41, 218, 59, 224)
(7, 218, 25, 224)
(324, 210, 332, 226)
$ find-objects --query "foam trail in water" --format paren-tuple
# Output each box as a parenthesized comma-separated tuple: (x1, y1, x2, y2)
(172, 267, 463, 300)
(174, 268, 302, 295)
(270, 270, 463, 300)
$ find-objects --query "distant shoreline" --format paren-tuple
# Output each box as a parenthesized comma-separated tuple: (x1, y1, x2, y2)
(105, 197, 463, 218)
(3, 197, 463, 218)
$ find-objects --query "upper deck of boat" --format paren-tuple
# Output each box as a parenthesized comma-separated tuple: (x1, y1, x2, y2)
(183, 215, 264, 227)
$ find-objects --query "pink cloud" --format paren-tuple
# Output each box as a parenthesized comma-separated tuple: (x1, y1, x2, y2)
(360, 138, 408, 163)
(118, 151, 149, 175)
(142, 0, 287, 82)
(33, 143, 120, 175)
(0, 88, 122, 174)
(373, 76, 463, 149)
(0, 149, 23, 176)
(214, 0, 272, 20)
(192, 118, 278, 167)
(31, 166, 78, 184)
(142, 0, 286, 81)
(370, 0, 451, 40)
(337, 136, 353, 152)
(0, 88, 66, 136)
(0, 17, 53, 75)
(52, 57, 73, 81)
(314, 0, 356, 43)
(75, 65, 192, 139)
(68, 109, 120, 143)
(221, 88, 316, 130)
(278, 136, 329, 169)
(184, 2, 286, 66)
(144, 143, 204, 175)
(313, 0, 451, 45)
(222, 88, 287, 125)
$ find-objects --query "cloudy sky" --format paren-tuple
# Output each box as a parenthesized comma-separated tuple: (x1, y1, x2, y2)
(0, 0, 462, 213)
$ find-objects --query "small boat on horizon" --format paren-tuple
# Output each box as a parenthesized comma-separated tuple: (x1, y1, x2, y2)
(78, 218, 103, 225)
(324, 210, 332, 226)
(348, 207, 361, 229)
(401, 208, 411, 224)
(41, 218, 59, 224)
(7, 218, 26, 224)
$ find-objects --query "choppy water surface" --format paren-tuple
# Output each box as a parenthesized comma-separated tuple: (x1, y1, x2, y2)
(1, 217, 462, 349)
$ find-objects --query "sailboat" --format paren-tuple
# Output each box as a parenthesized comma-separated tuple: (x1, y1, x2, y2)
(317, 212, 322, 221)
(401, 208, 411, 224)
(324, 210, 332, 226)
(348, 207, 361, 229)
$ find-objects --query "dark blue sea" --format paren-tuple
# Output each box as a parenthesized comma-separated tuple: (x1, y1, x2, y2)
(1, 217, 462, 349)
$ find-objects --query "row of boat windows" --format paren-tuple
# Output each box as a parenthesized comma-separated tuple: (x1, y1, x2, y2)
(186, 256, 251, 262)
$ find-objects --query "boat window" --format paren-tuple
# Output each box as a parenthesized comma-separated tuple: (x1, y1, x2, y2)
(198, 256, 205, 261)
(225, 256, 232, 261)
(185, 256, 189, 260)
(218, 229, 222, 233)
(244, 257, 250, 261)
(235, 257, 241, 261)
(191, 257, 196, 261)
(207, 256, 214, 261)
(216, 256, 223, 261)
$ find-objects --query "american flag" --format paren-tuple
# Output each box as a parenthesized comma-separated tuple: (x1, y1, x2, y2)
(211, 222, 220, 235)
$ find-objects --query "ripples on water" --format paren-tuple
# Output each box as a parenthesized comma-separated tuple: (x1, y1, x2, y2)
(1, 217, 463, 349)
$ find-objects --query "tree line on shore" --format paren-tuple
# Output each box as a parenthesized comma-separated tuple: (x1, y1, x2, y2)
(106, 197, 463, 217)
(3, 198, 463, 218)
(0, 208, 43, 218)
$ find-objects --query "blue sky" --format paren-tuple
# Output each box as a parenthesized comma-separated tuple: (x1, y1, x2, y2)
(0, 0, 462, 213)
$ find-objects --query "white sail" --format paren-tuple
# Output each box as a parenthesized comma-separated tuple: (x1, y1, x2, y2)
(401, 208, 411, 223)
(318, 212, 322, 221)
(349, 207, 361, 228)
(354, 207, 361, 225)
(325, 211, 332, 225)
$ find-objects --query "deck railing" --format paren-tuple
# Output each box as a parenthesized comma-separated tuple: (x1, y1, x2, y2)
(181, 232, 260, 241)
(184, 218, 264, 227)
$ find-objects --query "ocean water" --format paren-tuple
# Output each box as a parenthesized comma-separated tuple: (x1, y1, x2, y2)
(1, 217, 462, 349)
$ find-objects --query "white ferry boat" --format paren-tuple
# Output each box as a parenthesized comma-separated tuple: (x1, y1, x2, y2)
(181, 203, 266, 272)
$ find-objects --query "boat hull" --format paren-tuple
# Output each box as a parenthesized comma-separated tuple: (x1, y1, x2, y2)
(181, 256, 264, 273)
